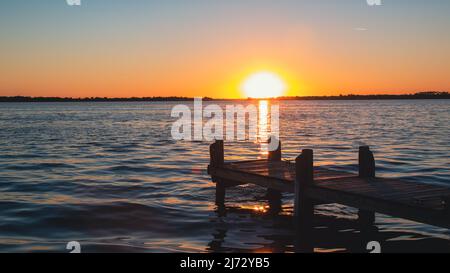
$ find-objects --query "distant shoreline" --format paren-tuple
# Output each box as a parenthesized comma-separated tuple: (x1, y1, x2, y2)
(0, 92, 449, 102)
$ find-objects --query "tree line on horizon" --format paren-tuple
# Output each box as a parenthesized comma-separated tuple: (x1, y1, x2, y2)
(0, 92, 448, 102)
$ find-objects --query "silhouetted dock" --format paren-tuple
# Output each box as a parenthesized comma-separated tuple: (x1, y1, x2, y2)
(207, 139, 450, 252)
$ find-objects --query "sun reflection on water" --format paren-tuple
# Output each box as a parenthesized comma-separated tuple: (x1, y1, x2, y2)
(253, 205, 268, 213)
(258, 100, 269, 156)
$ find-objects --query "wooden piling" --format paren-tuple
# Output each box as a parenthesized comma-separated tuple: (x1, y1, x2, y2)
(267, 136, 281, 161)
(359, 146, 375, 178)
(267, 137, 282, 213)
(358, 146, 376, 226)
(294, 149, 314, 252)
(209, 139, 224, 168)
(209, 140, 225, 206)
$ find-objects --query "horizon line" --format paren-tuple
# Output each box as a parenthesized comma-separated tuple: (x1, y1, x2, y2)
(0, 92, 449, 102)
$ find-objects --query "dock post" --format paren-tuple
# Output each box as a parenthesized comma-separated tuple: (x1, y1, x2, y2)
(294, 149, 314, 252)
(267, 136, 281, 161)
(267, 137, 282, 213)
(358, 146, 376, 226)
(210, 140, 225, 206)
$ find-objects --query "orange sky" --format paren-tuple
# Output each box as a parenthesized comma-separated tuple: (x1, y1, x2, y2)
(1, 1, 449, 98)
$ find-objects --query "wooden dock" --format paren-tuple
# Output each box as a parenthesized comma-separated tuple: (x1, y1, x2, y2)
(207, 139, 450, 251)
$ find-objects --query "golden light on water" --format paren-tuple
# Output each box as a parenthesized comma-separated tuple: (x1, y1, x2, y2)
(242, 72, 286, 98)
(253, 205, 268, 213)
(258, 100, 269, 156)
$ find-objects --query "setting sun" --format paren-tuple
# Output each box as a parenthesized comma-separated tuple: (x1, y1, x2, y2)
(242, 72, 286, 98)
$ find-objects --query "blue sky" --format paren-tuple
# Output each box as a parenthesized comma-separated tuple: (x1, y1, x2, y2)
(1, 0, 449, 97)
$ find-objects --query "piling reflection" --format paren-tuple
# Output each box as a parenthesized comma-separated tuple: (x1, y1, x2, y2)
(211, 201, 450, 253)
(211, 205, 384, 253)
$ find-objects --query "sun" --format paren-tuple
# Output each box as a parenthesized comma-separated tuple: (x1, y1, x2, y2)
(242, 72, 286, 98)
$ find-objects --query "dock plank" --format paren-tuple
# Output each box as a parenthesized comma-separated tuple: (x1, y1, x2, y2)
(210, 158, 450, 229)
(314, 176, 450, 210)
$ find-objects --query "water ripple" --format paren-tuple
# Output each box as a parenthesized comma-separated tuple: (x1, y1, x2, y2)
(0, 100, 449, 252)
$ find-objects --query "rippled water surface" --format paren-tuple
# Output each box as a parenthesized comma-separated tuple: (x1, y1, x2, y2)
(0, 100, 449, 252)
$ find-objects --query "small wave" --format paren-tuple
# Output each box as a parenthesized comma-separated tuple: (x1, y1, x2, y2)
(0, 154, 45, 159)
(107, 165, 150, 173)
(5, 163, 76, 171)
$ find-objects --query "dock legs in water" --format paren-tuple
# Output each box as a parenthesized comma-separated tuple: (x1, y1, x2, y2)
(209, 140, 383, 252)
(266, 188, 282, 214)
(294, 149, 314, 253)
(215, 179, 226, 206)
(357, 146, 376, 228)
(267, 137, 283, 214)
(210, 140, 225, 208)
(358, 210, 375, 227)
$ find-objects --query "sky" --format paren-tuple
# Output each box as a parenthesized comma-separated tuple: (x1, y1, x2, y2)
(0, 0, 449, 98)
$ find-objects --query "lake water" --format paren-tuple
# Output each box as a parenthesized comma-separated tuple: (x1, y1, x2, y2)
(0, 100, 449, 253)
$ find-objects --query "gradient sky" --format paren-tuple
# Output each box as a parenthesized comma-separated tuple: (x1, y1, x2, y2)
(1, 0, 449, 98)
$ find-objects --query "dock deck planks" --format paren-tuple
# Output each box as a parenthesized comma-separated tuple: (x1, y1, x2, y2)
(208, 140, 450, 231)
